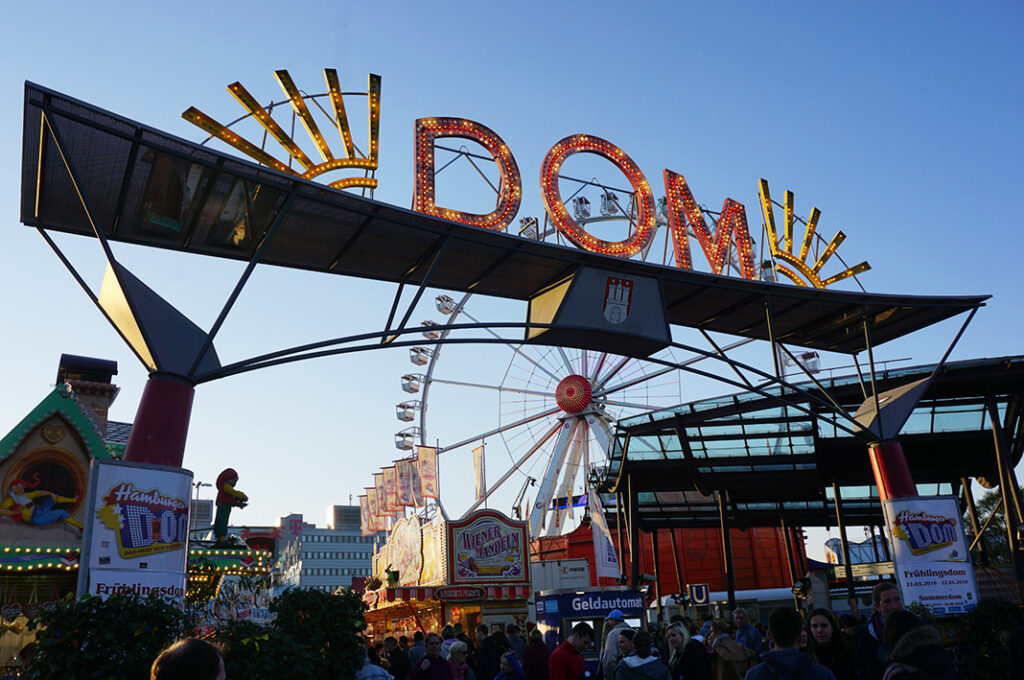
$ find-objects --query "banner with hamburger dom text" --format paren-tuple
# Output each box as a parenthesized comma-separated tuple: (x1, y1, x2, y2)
(882, 496, 978, 615)
(77, 459, 193, 604)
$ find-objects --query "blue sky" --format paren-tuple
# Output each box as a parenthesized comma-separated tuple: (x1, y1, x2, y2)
(1, 2, 1021, 559)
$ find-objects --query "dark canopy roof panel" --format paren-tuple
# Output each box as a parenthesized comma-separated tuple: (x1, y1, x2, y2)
(606, 355, 1024, 527)
(21, 82, 988, 354)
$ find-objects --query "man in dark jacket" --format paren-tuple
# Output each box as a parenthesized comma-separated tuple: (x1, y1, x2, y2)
(744, 608, 836, 680)
(854, 581, 904, 680)
(386, 635, 412, 680)
(476, 624, 500, 680)
(412, 633, 453, 680)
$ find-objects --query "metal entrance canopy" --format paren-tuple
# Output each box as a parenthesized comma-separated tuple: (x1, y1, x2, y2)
(604, 355, 1024, 528)
(21, 82, 987, 356)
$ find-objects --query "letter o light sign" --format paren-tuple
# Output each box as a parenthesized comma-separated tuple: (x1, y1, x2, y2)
(541, 134, 656, 258)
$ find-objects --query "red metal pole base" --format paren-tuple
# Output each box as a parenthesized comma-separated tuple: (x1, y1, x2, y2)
(122, 375, 195, 468)
(868, 441, 917, 503)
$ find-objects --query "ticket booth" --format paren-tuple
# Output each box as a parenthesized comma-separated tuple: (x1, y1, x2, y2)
(534, 587, 646, 675)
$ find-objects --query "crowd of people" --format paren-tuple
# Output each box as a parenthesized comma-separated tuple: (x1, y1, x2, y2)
(147, 581, 957, 680)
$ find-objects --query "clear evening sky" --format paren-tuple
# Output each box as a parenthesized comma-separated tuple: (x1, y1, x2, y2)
(1, 2, 1020, 560)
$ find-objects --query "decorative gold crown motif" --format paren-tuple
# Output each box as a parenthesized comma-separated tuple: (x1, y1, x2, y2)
(182, 69, 381, 191)
(758, 179, 869, 288)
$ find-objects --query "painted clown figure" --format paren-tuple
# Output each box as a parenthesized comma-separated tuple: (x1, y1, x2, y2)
(0, 474, 83, 531)
(214, 468, 248, 547)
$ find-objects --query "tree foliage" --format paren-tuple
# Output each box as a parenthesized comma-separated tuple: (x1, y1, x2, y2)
(961, 597, 1024, 679)
(23, 593, 189, 680)
(964, 484, 1024, 565)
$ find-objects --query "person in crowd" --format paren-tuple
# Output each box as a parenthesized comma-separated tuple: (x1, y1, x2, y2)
(524, 627, 551, 680)
(442, 625, 460, 659)
(706, 621, 755, 680)
(664, 622, 711, 680)
(387, 636, 413, 680)
(413, 633, 454, 680)
(880, 618, 954, 680)
(508, 624, 528, 663)
(837, 615, 860, 644)
(797, 630, 810, 655)
(548, 621, 594, 680)
(497, 651, 527, 680)
(731, 608, 765, 658)
(806, 609, 854, 680)
(614, 631, 669, 680)
(360, 648, 397, 680)
(618, 629, 637, 661)
(476, 624, 501, 680)
(602, 609, 631, 680)
(492, 631, 513, 656)
(410, 631, 428, 668)
(745, 608, 836, 680)
(151, 638, 225, 680)
(401, 637, 412, 652)
(855, 581, 904, 680)
(450, 641, 476, 680)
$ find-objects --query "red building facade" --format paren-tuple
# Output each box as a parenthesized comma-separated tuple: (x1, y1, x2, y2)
(532, 523, 807, 595)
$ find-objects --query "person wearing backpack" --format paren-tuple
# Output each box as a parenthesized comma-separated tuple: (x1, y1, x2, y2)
(744, 608, 835, 680)
(706, 622, 755, 680)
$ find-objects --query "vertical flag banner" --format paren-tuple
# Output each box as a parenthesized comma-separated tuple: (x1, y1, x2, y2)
(367, 488, 381, 530)
(589, 491, 620, 579)
(416, 445, 439, 499)
(473, 445, 486, 500)
(359, 495, 372, 537)
(411, 458, 424, 506)
(383, 467, 398, 512)
(374, 473, 386, 514)
(397, 459, 414, 507)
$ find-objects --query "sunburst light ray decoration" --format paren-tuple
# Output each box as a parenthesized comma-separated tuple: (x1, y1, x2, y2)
(758, 178, 870, 288)
(182, 69, 381, 191)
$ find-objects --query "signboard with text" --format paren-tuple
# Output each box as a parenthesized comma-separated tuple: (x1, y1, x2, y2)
(447, 509, 529, 585)
(77, 459, 192, 603)
(883, 496, 978, 615)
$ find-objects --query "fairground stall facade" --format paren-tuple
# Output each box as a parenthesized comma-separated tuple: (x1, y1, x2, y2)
(362, 510, 531, 638)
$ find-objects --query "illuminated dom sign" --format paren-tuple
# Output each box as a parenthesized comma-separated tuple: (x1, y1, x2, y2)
(184, 69, 868, 289)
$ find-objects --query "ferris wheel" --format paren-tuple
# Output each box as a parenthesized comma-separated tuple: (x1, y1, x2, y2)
(395, 291, 701, 537)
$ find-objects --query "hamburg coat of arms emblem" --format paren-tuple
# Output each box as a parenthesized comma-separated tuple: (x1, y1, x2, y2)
(603, 277, 633, 324)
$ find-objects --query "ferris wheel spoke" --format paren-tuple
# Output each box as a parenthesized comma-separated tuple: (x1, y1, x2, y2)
(429, 377, 553, 399)
(594, 397, 663, 411)
(438, 406, 563, 454)
(555, 346, 575, 375)
(464, 421, 562, 515)
(460, 309, 563, 383)
(528, 419, 578, 537)
(592, 355, 633, 393)
(588, 353, 608, 383)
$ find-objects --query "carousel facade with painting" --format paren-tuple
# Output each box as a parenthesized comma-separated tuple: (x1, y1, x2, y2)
(362, 510, 531, 638)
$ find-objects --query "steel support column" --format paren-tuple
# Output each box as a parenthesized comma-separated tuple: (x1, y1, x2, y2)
(629, 475, 641, 588)
(123, 375, 195, 467)
(962, 477, 990, 567)
(832, 482, 858, 616)
(651, 530, 663, 624)
(988, 400, 1024, 582)
(718, 490, 736, 611)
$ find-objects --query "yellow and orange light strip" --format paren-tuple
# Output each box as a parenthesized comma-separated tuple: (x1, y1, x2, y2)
(276, 69, 333, 163)
(227, 81, 314, 171)
(540, 134, 655, 257)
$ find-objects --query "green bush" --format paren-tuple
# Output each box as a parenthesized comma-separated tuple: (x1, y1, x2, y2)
(961, 597, 1024, 680)
(269, 587, 368, 680)
(211, 619, 317, 680)
(23, 593, 188, 680)
(20, 586, 368, 680)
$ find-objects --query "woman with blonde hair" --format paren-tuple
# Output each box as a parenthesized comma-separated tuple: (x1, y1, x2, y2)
(664, 623, 711, 680)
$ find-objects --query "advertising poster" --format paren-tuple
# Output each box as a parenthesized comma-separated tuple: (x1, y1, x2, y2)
(473, 445, 486, 500)
(383, 467, 398, 512)
(416, 445, 438, 500)
(389, 516, 423, 585)
(78, 459, 192, 603)
(397, 459, 414, 507)
(588, 492, 620, 579)
(447, 510, 529, 584)
(883, 496, 978, 615)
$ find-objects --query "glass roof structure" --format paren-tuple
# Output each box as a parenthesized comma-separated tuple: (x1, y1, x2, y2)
(603, 356, 1024, 528)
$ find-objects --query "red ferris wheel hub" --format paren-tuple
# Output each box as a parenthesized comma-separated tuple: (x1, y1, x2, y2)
(555, 374, 593, 414)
